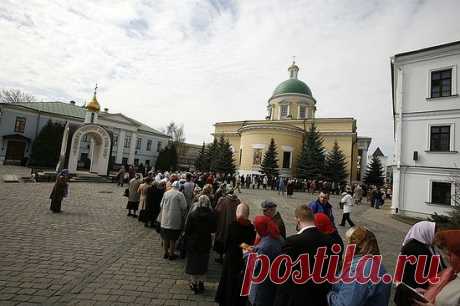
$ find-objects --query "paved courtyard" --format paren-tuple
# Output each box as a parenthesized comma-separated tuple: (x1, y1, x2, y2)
(0, 166, 410, 306)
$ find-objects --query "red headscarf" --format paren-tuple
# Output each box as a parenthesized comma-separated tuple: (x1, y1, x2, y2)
(254, 215, 280, 245)
(314, 213, 336, 234)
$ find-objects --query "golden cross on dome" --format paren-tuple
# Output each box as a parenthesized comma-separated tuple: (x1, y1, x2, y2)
(94, 83, 98, 96)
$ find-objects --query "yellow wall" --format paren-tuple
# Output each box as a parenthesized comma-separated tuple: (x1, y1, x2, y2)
(214, 118, 358, 181)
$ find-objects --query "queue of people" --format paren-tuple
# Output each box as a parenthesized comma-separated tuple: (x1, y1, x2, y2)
(112, 170, 459, 306)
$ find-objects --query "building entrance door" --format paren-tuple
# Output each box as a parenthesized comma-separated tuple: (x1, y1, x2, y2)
(5, 141, 26, 163)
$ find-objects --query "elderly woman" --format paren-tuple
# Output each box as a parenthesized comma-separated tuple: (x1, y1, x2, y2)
(126, 174, 142, 217)
(327, 226, 391, 306)
(49, 169, 69, 213)
(413, 230, 460, 306)
(137, 176, 153, 222)
(158, 180, 187, 260)
(246, 215, 283, 306)
(184, 195, 217, 294)
(395, 221, 441, 306)
(215, 203, 256, 306)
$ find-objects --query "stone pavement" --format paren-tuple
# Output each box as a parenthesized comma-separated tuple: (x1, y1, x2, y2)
(0, 166, 411, 306)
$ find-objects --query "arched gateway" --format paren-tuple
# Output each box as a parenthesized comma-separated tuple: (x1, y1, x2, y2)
(56, 85, 112, 176)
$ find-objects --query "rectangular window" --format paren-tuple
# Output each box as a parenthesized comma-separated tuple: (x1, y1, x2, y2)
(253, 149, 263, 165)
(146, 140, 152, 151)
(122, 157, 128, 165)
(280, 105, 288, 117)
(82, 135, 89, 142)
(134, 158, 139, 166)
(431, 69, 452, 98)
(431, 182, 452, 205)
(282, 151, 291, 168)
(136, 138, 142, 150)
(157, 141, 162, 152)
(14, 117, 26, 133)
(299, 106, 306, 119)
(145, 160, 150, 166)
(430, 126, 450, 151)
(113, 135, 118, 146)
(124, 136, 131, 148)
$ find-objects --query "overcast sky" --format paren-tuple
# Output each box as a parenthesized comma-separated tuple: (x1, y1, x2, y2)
(1, 0, 460, 156)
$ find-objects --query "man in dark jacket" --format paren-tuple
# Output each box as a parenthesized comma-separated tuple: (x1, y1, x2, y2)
(261, 200, 286, 239)
(273, 204, 332, 306)
(308, 192, 335, 226)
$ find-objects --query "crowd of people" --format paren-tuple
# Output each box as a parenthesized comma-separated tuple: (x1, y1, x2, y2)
(113, 169, 459, 306)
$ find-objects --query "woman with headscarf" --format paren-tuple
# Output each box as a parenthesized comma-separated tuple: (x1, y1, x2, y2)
(49, 169, 69, 213)
(327, 226, 391, 306)
(245, 215, 283, 306)
(411, 230, 460, 306)
(158, 180, 187, 260)
(314, 212, 344, 259)
(145, 180, 166, 228)
(215, 203, 256, 306)
(394, 221, 441, 305)
(184, 195, 217, 294)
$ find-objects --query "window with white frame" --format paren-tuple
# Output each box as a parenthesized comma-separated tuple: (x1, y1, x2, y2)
(282, 151, 292, 168)
(124, 136, 131, 148)
(14, 117, 26, 133)
(136, 137, 142, 150)
(146, 140, 152, 151)
(431, 181, 452, 205)
(113, 135, 118, 146)
(157, 141, 162, 152)
(428, 66, 457, 98)
(430, 125, 451, 151)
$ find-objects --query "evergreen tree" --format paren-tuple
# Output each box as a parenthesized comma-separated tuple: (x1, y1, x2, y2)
(207, 138, 219, 172)
(155, 143, 178, 171)
(297, 123, 326, 180)
(30, 120, 64, 167)
(364, 155, 385, 187)
(325, 141, 348, 184)
(214, 136, 236, 175)
(261, 138, 279, 178)
(194, 142, 206, 171)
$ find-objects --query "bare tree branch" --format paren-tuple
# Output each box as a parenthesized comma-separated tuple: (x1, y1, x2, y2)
(0, 88, 36, 103)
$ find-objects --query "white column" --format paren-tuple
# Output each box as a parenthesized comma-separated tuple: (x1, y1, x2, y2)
(115, 130, 125, 164)
(128, 132, 137, 165)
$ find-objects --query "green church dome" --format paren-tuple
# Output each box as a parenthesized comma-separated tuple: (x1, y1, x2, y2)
(273, 78, 312, 97)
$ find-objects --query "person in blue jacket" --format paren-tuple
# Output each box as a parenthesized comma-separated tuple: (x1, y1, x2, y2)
(327, 226, 391, 306)
(308, 191, 335, 226)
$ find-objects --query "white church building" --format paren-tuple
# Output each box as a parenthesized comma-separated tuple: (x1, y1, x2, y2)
(391, 41, 460, 218)
(0, 89, 169, 173)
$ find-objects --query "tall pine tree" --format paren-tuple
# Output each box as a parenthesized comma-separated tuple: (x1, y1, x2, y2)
(155, 143, 178, 171)
(207, 138, 219, 172)
(325, 141, 348, 184)
(214, 136, 236, 175)
(194, 142, 206, 171)
(364, 155, 385, 187)
(261, 138, 279, 178)
(297, 123, 326, 180)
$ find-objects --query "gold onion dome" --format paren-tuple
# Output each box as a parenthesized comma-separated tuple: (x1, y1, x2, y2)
(86, 86, 101, 112)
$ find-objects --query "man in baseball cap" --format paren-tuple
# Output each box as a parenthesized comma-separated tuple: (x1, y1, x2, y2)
(261, 200, 286, 239)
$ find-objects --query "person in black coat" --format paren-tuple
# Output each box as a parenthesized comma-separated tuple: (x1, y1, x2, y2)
(215, 203, 256, 306)
(273, 205, 332, 306)
(144, 181, 165, 228)
(184, 195, 217, 294)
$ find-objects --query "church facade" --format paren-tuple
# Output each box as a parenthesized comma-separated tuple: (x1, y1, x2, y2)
(214, 62, 371, 182)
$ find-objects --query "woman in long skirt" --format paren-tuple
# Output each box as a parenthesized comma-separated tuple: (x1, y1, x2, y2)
(49, 170, 69, 213)
(184, 195, 217, 294)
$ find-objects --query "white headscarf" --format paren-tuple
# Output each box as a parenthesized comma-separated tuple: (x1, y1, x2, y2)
(171, 180, 180, 190)
(402, 221, 436, 246)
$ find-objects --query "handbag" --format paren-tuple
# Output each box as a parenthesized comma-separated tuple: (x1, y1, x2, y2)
(123, 188, 129, 197)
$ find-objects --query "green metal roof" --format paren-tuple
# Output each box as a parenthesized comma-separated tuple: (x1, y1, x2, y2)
(8, 102, 167, 137)
(273, 79, 312, 97)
